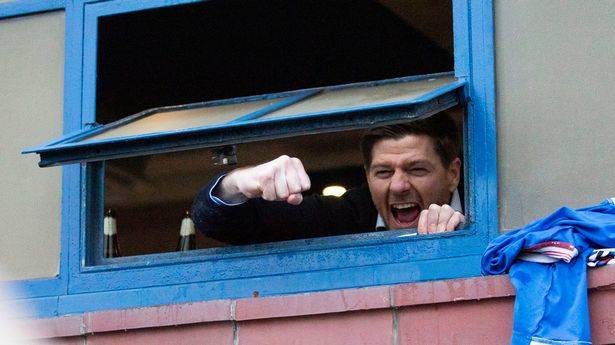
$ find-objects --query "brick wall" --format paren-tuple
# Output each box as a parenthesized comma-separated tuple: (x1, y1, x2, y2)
(16, 267, 615, 345)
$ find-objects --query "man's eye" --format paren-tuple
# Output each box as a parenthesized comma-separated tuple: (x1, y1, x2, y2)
(410, 168, 429, 175)
(375, 170, 392, 178)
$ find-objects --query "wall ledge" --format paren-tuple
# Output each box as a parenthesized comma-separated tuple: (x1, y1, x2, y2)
(14, 266, 615, 339)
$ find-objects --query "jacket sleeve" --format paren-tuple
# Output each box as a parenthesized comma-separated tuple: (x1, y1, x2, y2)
(190, 175, 377, 245)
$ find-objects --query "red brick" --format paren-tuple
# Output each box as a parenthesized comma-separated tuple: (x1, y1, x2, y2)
(589, 288, 615, 344)
(171, 300, 232, 324)
(85, 309, 124, 333)
(85, 300, 231, 332)
(44, 336, 85, 345)
(587, 265, 615, 289)
(397, 298, 513, 345)
(393, 281, 435, 306)
(394, 275, 516, 308)
(434, 278, 481, 303)
(86, 322, 233, 345)
(238, 309, 392, 345)
(475, 275, 515, 299)
(235, 286, 390, 321)
(19, 315, 84, 338)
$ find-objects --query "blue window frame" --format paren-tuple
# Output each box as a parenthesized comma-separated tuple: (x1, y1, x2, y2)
(13, 0, 496, 317)
(0, 0, 64, 19)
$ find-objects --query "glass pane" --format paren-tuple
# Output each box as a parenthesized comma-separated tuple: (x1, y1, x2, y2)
(82, 97, 284, 142)
(261, 76, 456, 120)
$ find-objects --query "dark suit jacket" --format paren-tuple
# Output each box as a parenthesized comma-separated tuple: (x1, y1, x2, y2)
(191, 177, 378, 245)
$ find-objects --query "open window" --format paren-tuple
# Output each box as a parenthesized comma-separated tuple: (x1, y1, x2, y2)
(23, 0, 496, 303)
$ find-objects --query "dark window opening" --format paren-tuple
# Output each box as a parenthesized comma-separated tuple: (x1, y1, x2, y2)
(95, 0, 456, 257)
(96, 0, 453, 124)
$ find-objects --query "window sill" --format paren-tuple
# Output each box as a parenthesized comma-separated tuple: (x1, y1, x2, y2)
(18, 265, 615, 340)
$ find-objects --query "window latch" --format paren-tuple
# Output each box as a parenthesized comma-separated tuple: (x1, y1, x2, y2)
(212, 145, 237, 166)
(84, 122, 102, 129)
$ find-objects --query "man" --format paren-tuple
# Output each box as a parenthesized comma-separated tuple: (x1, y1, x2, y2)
(191, 113, 465, 245)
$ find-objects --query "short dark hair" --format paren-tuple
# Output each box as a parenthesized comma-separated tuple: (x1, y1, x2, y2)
(360, 113, 460, 168)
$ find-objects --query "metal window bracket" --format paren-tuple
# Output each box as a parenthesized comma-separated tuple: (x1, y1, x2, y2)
(212, 145, 237, 166)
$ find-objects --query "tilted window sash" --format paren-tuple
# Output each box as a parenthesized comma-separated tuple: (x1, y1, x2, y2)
(24, 73, 465, 167)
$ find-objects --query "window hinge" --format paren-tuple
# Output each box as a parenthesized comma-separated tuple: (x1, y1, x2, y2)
(84, 121, 102, 129)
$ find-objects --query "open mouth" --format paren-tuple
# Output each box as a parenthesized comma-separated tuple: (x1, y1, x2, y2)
(390, 203, 421, 227)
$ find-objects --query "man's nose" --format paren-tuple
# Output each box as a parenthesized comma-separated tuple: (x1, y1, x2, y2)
(389, 171, 412, 194)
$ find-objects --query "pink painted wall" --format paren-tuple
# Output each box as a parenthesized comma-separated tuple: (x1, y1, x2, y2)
(20, 268, 615, 345)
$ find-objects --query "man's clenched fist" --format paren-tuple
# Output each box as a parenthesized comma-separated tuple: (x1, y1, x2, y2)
(215, 155, 311, 205)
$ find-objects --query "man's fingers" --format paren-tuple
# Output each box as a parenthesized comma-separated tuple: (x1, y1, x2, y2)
(273, 163, 290, 200)
(427, 204, 440, 233)
(446, 212, 465, 231)
(285, 160, 304, 195)
(436, 205, 455, 233)
(261, 176, 276, 201)
(418, 204, 465, 235)
(239, 155, 309, 204)
(417, 209, 429, 234)
(292, 158, 311, 191)
(287, 193, 303, 205)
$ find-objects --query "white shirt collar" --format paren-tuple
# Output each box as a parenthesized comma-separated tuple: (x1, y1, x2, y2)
(375, 189, 462, 230)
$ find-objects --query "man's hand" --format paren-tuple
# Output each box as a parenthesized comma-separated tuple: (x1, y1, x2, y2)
(417, 204, 465, 234)
(215, 155, 311, 205)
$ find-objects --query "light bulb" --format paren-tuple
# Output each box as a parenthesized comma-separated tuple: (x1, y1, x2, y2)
(322, 185, 347, 197)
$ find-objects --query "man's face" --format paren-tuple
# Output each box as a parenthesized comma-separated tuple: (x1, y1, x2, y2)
(366, 134, 461, 230)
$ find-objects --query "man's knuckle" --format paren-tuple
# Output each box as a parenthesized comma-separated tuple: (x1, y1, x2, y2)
(261, 175, 273, 185)
(289, 185, 301, 193)
(279, 155, 293, 164)
(264, 164, 277, 176)
(428, 204, 440, 211)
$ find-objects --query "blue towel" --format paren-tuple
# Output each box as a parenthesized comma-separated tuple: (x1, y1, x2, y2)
(481, 198, 615, 345)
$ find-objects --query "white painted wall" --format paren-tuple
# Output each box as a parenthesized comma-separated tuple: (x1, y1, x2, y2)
(0, 11, 64, 280)
(495, 1, 615, 229)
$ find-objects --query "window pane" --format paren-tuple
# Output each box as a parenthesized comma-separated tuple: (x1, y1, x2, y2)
(261, 76, 456, 119)
(82, 97, 285, 142)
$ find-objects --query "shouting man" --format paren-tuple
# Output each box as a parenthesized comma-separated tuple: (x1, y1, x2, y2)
(191, 113, 464, 244)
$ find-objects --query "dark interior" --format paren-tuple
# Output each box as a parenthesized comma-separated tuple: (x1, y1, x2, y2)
(96, 0, 455, 256)
(96, 0, 453, 123)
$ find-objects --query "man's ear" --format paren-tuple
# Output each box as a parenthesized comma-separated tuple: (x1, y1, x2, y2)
(447, 157, 461, 193)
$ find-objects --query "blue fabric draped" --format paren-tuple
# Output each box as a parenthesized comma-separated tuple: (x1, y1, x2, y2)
(481, 198, 615, 345)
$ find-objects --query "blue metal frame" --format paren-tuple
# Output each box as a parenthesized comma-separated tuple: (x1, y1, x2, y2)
(0, 0, 64, 19)
(12, 0, 497, 318)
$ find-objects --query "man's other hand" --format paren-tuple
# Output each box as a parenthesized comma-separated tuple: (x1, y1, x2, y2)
(417, 204, 465, 234)
(216, 155, 311, 205)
